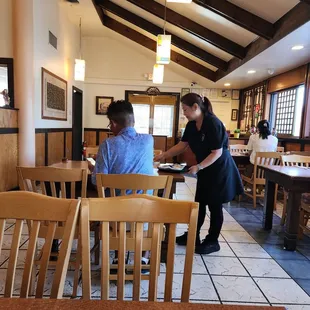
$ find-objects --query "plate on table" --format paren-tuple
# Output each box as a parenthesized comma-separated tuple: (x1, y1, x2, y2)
(157, 163, 186, 172)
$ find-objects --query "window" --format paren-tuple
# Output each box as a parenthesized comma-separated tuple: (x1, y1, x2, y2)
(153, 105, 174, 137)
(0, 65, 8, 107)
(270, 85, 305, 136)
(0, 58, 14, 108)
(132, 104, 150, 134)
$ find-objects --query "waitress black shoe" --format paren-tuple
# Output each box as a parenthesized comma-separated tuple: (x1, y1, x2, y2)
(176, 232, 201, 246)
(195, 239, 220, 254)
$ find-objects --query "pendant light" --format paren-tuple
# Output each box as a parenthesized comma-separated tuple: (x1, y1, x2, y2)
(152, 64, 164, 84)
(156, 0, 171, 65)
(74, 17, 86, 81)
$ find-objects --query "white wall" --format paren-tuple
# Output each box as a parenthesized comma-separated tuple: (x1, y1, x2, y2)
(83, 36, 239, 131)
(0, 0, 13, 57)
(33, 0, 83, 128)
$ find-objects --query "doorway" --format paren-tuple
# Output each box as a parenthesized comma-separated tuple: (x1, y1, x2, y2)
(125, 91, 180, 151)
(72, 86, 83, 160)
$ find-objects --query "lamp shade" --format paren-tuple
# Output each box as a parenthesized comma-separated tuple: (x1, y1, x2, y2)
(156, 35, 171, 64)
(74, 59, 85, 81)
(152, 64, 164, 84)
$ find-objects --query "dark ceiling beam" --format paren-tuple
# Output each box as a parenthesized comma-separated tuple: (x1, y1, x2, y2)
(127, 0, 246, 59)
(93, 9, 216, 81)
(216, 2, 310, 82)
(192, 0, 274, 40)
(300, 0, 310, 5)
(96, 0, 227, 71)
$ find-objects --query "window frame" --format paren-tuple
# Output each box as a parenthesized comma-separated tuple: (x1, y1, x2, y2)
(0, 58, 14, 109)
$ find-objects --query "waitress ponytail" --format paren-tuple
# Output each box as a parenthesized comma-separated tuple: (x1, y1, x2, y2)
(202, 96, 214, 115)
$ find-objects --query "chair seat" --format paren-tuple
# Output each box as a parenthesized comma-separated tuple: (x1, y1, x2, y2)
(302, 193, 310, 205)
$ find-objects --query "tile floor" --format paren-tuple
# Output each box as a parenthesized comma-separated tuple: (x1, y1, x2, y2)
(1, 176, 310, 309)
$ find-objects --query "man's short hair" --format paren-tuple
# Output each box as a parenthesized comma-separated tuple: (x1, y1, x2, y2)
(107, 100, 134, 126)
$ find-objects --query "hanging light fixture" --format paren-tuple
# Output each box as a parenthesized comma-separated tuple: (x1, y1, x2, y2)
(152, 64, 164, 84)
(167, 0, 192, 2)
(156, 0, 171, 65)
(74, 17, 86, 81)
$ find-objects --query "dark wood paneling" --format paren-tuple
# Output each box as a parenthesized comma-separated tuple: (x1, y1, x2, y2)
(99, 131, 108, 144)
(0, 134, 18, 191)
(285, 143, 301, 152)
(66, 131, 72, 160)
(0, 108, 18, 128)
(48, 132, 64, 165)
(35, 133, 45, 167)
(153, 136, 167, 152)
(304, 144, 310, 151)
(267, 65, 307, 93)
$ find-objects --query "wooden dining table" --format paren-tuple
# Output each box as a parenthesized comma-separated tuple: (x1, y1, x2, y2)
(50, 160, 185, 199)
(0, 299, 286, 310)
(231, 153, 250, 166)
(260, 165, 310, 250)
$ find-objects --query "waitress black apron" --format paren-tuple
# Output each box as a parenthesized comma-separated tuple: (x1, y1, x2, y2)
(182, 113, 243, 205)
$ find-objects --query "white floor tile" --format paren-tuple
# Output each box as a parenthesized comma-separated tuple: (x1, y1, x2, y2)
(212, 275, 267, 303)
(255, 278, 310, 304)
(221, 231, 256, 243)
(175, 194, 194, 201)
(240, 258, 290, 278)
(161, 255, 207, 275)
(203, 256, 248, 276)
(229, 243, 271, 258)
(221, 222, 246, 232)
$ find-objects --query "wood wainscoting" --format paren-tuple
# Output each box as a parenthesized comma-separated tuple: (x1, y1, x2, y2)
(0, 108, 19, 191)
(84, 128, 168, 152)
(35, 128, 73, 166)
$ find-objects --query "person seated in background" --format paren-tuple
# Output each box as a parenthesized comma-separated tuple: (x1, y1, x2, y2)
(244, 119, 278, 177)
(88, 99, 154, 272)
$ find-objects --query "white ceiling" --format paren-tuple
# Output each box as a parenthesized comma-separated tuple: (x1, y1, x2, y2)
(63, 0, 310, 89)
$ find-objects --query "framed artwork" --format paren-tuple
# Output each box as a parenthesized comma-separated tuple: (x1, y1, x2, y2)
(181, 88, 190, 98)
(219, 89, 232, 98)
(231, 109, 238, 121)
(41, 68, 67, 120)
(96, 96, 114, 115)
(232, 89, 240, 100)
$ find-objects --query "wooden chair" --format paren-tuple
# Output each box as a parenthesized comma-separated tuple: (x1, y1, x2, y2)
(280, 155, 310, 236)
(277, 146, 285, 152)
(80, 195, 198, 302)
(0, 191, 80, 299)
(17, 166, 88, 297)
(229, 144, 249, 153)
(86, 146, 99, 158)
(95, 174, 173, 274)
(241, 152, 281, 208)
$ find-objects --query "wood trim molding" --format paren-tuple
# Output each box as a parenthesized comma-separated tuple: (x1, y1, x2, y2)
(97, 0, 227, 71)
(216, 2, 310, 81)
(192, 0, 274, 40)
(0, 128, 18, 134)
(126, 0, 245, 59)
(35, 128, 72, 133)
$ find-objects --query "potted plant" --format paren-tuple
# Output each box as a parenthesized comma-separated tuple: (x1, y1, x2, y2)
(234, 129, 241, 138)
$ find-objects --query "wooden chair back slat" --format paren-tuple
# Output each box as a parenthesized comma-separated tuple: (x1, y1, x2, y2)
(40, 181, 47, 195)
(0, 191, 80, 299)
(4, 219, 23, 298)
(20, 221, 41, 298)
(133, 222, 143, 301)
(0, 219, 6, 258)
(51, 182, 57, 197)
(101, 222, 110, 300)
(229, 144, 249, 153)
(81, 195, 198, 302)
(164, 223, 176, 302)
(61, 182, 66, 198)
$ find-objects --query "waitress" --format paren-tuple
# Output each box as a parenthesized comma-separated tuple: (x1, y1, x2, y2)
(155, 93, 243, 254)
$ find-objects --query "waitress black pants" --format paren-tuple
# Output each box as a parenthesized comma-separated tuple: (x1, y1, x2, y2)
(197, 201, 223, 243)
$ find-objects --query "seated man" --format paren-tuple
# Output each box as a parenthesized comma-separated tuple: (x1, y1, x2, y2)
(88, 99, 154, 273)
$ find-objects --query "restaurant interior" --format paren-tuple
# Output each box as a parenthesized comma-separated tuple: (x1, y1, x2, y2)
(0, 0, 310, 309)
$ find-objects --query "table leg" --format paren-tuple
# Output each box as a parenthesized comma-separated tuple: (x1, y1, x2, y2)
(284, 191, 301, 251)
(263, 178, 275, 230)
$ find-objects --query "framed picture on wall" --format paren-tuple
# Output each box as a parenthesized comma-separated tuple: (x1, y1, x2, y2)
(231, 109, 238, 121)
(96, 96, 114, 115)
(41, 68, 67, 120)
(181, 88, 190, 98)
(232, 89, 240, 100)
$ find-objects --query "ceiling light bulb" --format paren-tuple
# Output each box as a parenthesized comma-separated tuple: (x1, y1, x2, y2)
(292, 45, 304, 50)
(224, 83, 231, 87)
(247, 70, 256, 74)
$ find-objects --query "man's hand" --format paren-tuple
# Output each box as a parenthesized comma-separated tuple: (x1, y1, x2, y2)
(87, 160, 95, 173)
(154, 152, 166, 162)
(188, 165, 199, 175)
